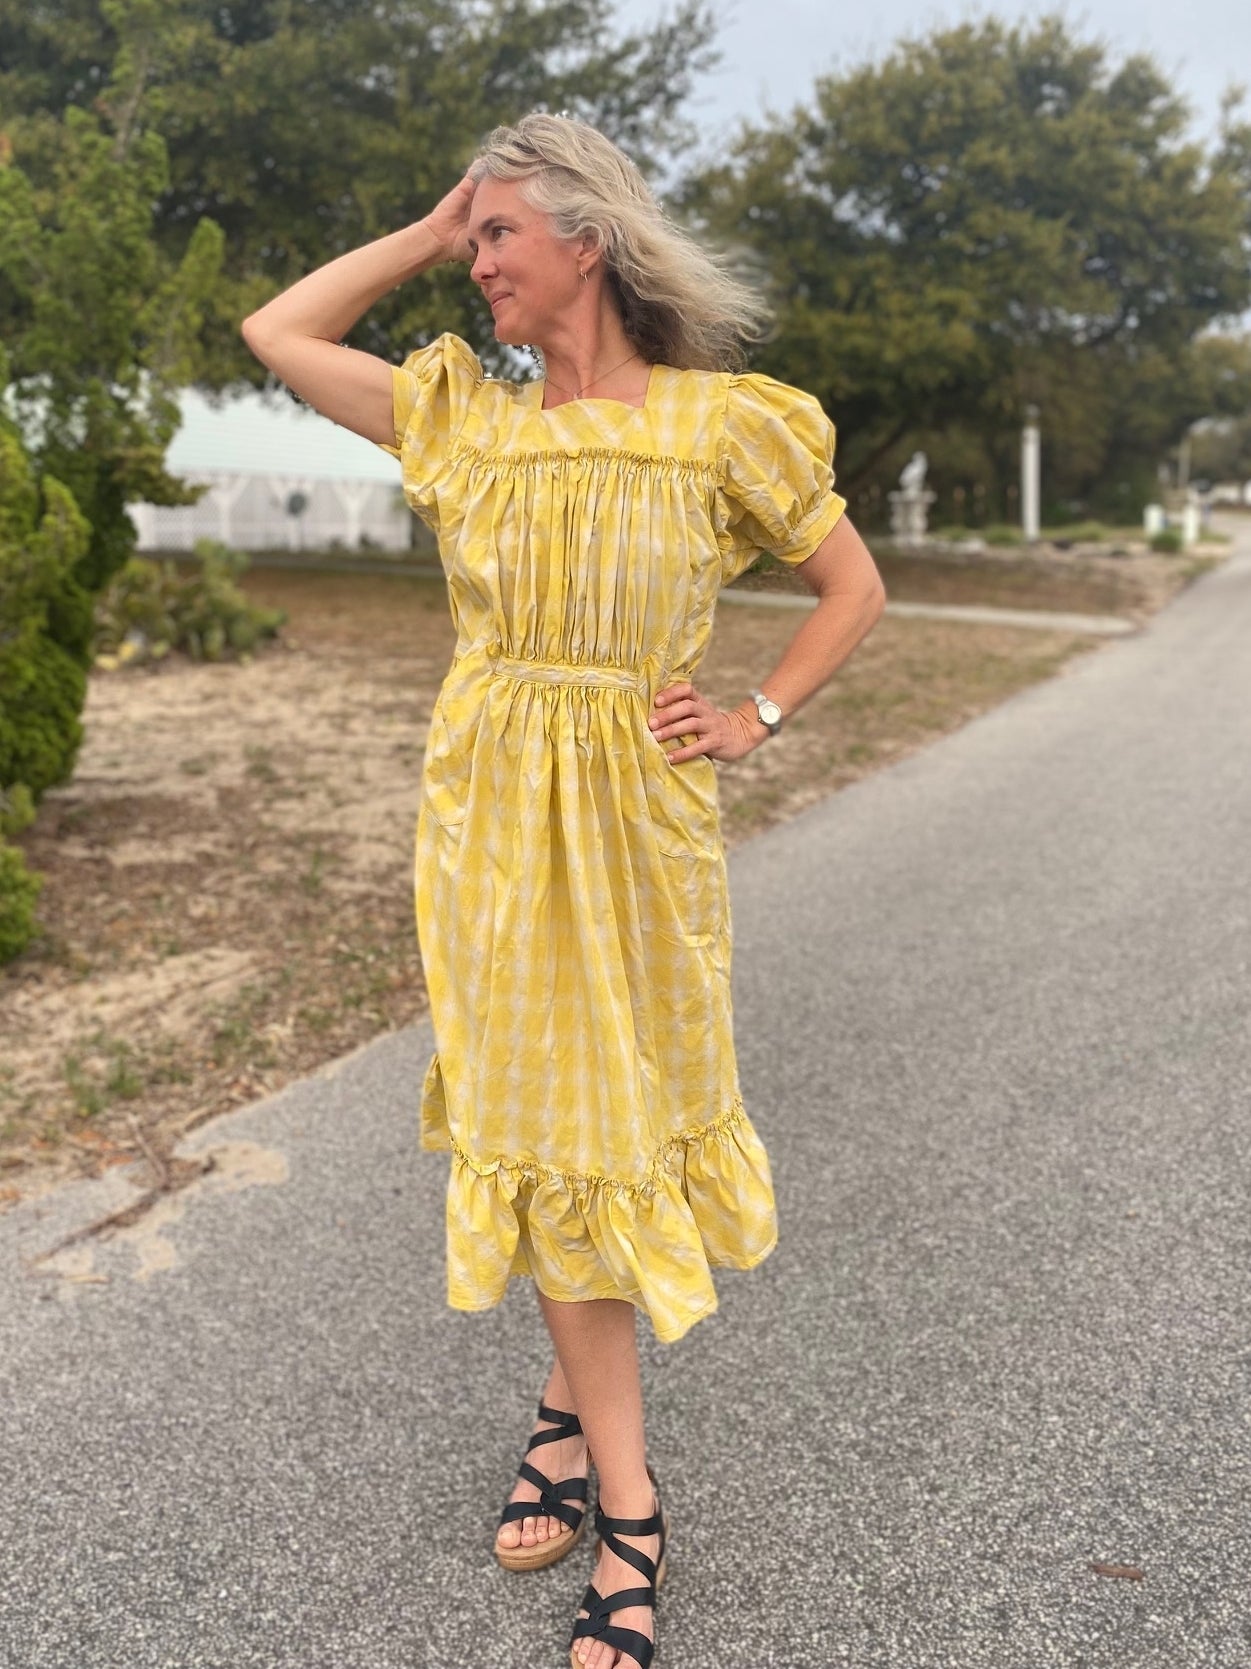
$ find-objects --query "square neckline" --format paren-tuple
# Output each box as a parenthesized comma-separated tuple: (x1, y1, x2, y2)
(530, 362, 660, 415)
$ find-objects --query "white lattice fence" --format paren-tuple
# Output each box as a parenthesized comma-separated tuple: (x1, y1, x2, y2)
(128, 471, 412, 552)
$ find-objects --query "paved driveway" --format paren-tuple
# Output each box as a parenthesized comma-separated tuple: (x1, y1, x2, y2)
(3, 522, 1249, 1669)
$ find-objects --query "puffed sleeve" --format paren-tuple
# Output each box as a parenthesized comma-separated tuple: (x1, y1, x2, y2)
(376, 332, 482, 522)
(715, 372, 848, 586)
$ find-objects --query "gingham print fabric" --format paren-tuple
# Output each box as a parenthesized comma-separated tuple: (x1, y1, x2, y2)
(381, 333, 847, 1343)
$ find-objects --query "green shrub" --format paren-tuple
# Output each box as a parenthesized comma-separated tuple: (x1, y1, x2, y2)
(0, 785, 36, 839)
(94, 541, 285, 665)
(0, 632, 86, 798)
(0, 841, 42, 964)
(0, 436, 92, 806)
(1150, 528, 1184, 553)
(982, 523, 1025, 546)
(1047, 521, 1110, 543)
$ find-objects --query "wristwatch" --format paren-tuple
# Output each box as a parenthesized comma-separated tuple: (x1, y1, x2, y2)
(750, 689, 783, 736)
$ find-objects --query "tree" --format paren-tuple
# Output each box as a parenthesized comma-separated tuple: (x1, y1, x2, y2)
(1188, 333, 1251, 484)
(1, 11, 226, 597)
(0, 3, 227, 958)
(0, 0, 718, 384)
(684, 15, 1251, 522)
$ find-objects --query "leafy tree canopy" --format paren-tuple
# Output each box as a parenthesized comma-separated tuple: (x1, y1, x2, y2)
(0, 81, 224, 592)
(1188, 332, 1251, 483)
(0, 0, 718, 382)
(684, 15, 1251, 517)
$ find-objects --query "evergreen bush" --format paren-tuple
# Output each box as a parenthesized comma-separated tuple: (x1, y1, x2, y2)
(0, 415, 93, 961)
(0, 841, 42, 965)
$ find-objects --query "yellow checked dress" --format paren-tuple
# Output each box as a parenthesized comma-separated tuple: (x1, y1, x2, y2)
(382, 333, 847, 1343)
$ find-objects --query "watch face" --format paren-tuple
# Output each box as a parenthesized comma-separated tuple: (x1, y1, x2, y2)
(758, 697, 782, 725)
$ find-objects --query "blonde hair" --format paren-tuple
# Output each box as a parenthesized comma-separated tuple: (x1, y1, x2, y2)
(469, 113, 769, 372)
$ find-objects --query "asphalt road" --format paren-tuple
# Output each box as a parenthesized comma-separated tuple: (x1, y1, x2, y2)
(3, 523, 1249, 1669)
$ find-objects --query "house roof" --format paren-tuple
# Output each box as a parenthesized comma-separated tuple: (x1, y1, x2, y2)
(167, 387, 400, 482)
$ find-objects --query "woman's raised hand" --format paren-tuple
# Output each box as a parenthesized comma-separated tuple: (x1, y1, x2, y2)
(648, 681, 760, 765)
(423, 173, 477, 264)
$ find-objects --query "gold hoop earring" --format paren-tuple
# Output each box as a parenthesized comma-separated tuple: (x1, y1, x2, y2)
(579, 268, 589, 284)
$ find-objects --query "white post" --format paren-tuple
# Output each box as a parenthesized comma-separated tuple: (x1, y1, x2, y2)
(1021, 405, 1041, 543)
(327, 478, 374, 549)
(214, 473, 251, 546)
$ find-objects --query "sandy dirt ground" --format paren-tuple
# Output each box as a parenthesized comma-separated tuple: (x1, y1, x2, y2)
(0, 545, 1219, 1210)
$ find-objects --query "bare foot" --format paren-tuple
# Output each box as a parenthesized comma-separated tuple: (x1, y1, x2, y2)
(571, 1480, 664, 1669)
(496, 1401, 590, 1553)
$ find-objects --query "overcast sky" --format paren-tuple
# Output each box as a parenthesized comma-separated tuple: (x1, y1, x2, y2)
(618, 0, 1248, 148)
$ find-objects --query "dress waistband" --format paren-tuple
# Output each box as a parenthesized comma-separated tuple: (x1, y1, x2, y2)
(485, 649, 646, 691)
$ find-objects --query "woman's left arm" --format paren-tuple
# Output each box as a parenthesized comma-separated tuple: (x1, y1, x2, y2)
(649, 514, 887, 764)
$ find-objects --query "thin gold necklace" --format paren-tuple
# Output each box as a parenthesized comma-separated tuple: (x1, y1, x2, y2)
(542, 350, 642, 400)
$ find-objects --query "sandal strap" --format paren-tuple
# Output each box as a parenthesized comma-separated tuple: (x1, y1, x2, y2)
(517, 1461, 587, 1504)
(533, 1401, 583, 1442)
(585, 1624, 655, 1669)
(498, 1460, 587, 1530)
(497, 1497, 584, 1531)
(569, 1582, 657, 1669)
(594, 1503, 664, 1583)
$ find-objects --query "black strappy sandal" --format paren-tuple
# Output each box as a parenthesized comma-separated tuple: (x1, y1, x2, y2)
(569, 1466, 668, 1669)
(495, 1401, 592, 1572)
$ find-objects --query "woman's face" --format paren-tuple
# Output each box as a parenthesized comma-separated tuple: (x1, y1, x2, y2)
(467, 176, 584, 346)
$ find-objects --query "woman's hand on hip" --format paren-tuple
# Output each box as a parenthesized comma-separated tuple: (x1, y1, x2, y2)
(649, 681, 760, 764)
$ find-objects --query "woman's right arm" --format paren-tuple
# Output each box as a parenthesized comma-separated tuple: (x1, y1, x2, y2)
(240, 175, 476, 449)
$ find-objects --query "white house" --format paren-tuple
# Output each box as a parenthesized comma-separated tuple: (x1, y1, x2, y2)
(127, 387, 413, 553)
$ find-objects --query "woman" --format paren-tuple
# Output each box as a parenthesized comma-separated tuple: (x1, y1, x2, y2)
(243, 113, 884, 1669)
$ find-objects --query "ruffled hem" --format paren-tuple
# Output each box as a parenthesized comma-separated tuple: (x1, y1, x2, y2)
(417, 1053, 777, 1344)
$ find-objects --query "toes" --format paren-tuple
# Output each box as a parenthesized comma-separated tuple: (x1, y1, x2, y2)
(520, 1513, 538, 1545)
(496, 1521, 520, 1549)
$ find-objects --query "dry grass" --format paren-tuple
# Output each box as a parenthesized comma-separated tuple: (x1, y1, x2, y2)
(734, 541, 1210, 622)
(0, 546, 1216, 1207)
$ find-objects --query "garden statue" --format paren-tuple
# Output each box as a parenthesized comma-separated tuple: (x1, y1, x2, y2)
(899, 451, 928, 494)
(889, 450, 937, 546)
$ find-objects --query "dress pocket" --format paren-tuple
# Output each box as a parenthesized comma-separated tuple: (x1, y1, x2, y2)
(421, 697, 471, 833)
(642, 733, 721, 858)
(641, 735, 727, 947)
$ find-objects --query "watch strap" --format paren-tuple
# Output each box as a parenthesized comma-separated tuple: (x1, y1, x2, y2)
(750, 689, 783, 736)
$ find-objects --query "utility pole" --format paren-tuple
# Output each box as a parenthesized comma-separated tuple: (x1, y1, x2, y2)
(1021, 405, 1041, 543)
